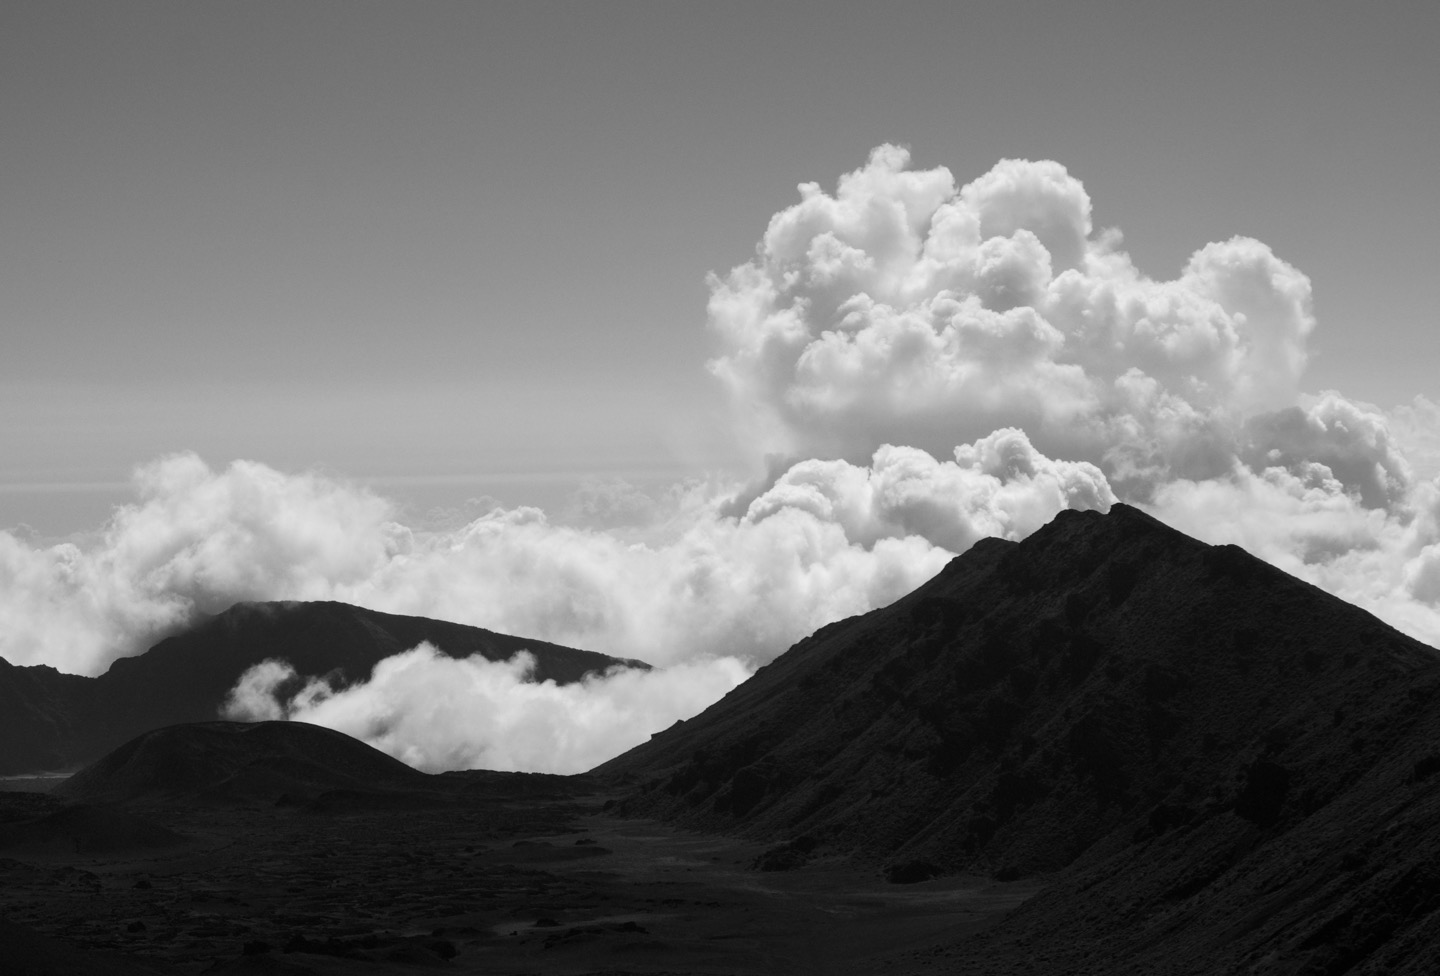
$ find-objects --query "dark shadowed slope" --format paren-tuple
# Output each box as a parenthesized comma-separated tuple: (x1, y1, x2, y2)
(0, 658, 94, 772)
(603, 504, 1440, 973)
(0, 601, 647, 774)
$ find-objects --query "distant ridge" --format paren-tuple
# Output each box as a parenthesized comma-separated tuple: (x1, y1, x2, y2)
(603, 504, 1440, 973)
(0, 601, 647, 774)
(54, 721, 430, 806)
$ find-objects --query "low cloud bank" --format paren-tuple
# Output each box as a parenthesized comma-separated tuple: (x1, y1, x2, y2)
(221, 645, 751, 774)
(1, 427, 1105, 676)
(3, 146, 1439, 772)
(0, 457, 405, 676)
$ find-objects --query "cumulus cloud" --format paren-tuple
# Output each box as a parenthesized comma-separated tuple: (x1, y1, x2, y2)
(745, 429, 1110, 553)
(1240, 393, 1413, 511)
(703, 144, 1440, 649)
(0, 455, 405, 676)
(0, 428, 1107, 677)
(707, 145, 1315, 487)
(1389, 396, 1440, 482)
(5, 145, 1439, 773)
(1151, 466, 1440, 645)
(221, 646, 750, 774)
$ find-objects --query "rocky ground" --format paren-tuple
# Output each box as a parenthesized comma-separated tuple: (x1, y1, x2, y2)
(0, 782, 1035, 975)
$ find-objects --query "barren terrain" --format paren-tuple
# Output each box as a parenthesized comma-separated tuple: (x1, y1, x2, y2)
(1, 780, 1034, 975)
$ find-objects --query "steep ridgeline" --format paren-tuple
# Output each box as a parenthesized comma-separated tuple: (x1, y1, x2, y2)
(603, 505, 1440, 973)
(0, 601, 647, 775)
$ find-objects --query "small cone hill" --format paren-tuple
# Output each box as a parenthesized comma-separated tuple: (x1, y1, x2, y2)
(29, 719, 576, 819)
(602, 504, 1440, 973)
(52, 721, 431, 807)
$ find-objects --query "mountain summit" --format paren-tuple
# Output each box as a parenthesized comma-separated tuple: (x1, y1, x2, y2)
(604, 504, 1440, 972)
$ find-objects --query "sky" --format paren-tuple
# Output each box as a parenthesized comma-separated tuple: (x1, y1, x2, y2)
(3, 2, 1439, 771)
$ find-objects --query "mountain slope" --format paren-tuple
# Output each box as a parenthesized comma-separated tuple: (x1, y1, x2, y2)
(605, 505, 1438, 870)
(0, 601, 646, 774)
(601, 504, 1440, 970)
(0, 659, 96, 772)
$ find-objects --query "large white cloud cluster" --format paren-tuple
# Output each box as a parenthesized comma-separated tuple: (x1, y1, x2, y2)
(0, 428, 1108, 678)
(706, 146, 1440, 651)
(708, 146, 1316, 493)
(4, 146, 1438, 772)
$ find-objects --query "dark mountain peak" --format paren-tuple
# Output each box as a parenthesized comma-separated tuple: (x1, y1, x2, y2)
(930, 503, 1205, 598)
(605, 503, 1440, 887)
(105, 599, 645, 695)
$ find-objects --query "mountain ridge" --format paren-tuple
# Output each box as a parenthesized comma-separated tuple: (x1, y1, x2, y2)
(603, 504, 1440, 868)
(599, 502, 1440, 971)
(0, 601, 647, 775)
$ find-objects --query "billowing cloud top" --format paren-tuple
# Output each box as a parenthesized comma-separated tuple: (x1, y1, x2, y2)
(709, 146, 1317, 495)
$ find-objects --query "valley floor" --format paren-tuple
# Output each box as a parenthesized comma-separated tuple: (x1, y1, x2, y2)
(0, 784, 1037, 975)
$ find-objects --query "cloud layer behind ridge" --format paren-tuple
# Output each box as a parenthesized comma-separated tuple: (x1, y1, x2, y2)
(4, 146, 1439, 771)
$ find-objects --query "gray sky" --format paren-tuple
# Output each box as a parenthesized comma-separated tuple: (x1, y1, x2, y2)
(4, 0, 1436, 534)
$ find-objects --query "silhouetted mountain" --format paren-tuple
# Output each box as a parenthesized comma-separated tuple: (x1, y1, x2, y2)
(603, 504, 1440, 973)
(54, 721, 430, 806)
(0, 659, 94, 772)
(0, 601, 646, 774)
(51, 720, 581, 813)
